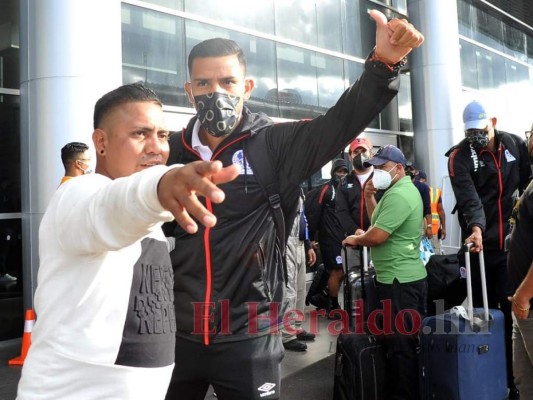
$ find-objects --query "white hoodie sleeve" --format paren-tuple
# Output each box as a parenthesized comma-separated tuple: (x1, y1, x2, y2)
(51, 165, 181, 254)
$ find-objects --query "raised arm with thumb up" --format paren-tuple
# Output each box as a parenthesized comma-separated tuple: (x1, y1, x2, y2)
(370, 9, 424, 65)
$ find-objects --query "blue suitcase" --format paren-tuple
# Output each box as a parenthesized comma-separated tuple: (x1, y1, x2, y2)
(420, 246, 507, 400)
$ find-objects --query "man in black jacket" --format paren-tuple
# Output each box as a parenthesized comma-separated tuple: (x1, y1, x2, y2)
(446, 100, 530, 399)
(308, 158, 350, 315)
(337, 137, 378, 285)
(165, 10, 424, 400)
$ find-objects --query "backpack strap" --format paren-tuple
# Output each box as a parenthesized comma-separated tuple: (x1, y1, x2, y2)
(243, 134, 286, 262)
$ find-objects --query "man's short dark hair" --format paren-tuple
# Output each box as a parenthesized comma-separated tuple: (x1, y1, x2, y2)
(188, 38, 246, 77)
(61, 142, 89, 168)
(93, 83, 162, 129)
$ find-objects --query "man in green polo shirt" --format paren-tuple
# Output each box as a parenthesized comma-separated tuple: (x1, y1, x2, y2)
(343, 144, 427, 400)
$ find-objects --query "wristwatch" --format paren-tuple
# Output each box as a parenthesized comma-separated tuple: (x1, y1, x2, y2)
(369, 49, 407, 73)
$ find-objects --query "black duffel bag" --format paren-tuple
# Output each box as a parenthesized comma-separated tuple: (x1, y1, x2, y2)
(305, 263, 329, 310)
(425, 253, 467, 316)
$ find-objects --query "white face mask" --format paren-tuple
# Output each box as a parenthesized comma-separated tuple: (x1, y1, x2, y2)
(372, 164, 397, 190)
(77, 160, 93, 175)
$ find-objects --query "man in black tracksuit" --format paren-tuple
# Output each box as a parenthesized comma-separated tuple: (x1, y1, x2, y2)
(308, 159, 351, 314)
(164, 12, 424, 400)
(446, 100, 530, 399)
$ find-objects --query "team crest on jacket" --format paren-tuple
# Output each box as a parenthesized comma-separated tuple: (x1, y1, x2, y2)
(232, 150, 254, 175)
(504, 149, 516, 162)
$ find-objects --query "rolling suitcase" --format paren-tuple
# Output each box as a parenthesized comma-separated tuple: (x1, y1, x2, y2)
(333, 332, 390, 400)
(333, 246, 388, 400)
(420, 244, 507, 400)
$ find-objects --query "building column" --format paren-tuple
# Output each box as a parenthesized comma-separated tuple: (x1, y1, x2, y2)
(407, 0, 463, 187)
(19, 0, 122, 309)
(407, 0, 465, 253)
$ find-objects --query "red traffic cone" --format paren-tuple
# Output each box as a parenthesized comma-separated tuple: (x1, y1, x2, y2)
(9, 309, 35, 366)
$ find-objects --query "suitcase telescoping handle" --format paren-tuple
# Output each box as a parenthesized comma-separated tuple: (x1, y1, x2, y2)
(362, 246, 368, 273)
(464, 243, 490, 323)
(342, 245, 368, 294)
(341, 245, 368, 275)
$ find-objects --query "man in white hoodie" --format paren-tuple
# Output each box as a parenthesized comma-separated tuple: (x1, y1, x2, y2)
(16, 83, 238, 400)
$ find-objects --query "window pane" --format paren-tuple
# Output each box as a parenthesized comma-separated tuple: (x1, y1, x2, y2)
(505, 59, 529, 86)
(460, 41, 479, 90)
(274, 0, 318, 46)
(276, 44, 318, 119)
(184, 0, 275, 34)
(380, 96, 400, 131)
(0, 95, 20, 213)
(503, 24, 526, 62)
(344, 60, 364, 89)
(142, 0, 184, 10)
(342, 0, 366, 58)
(243, 40, 279, 117)
(457, 0, 473, 38)
(476, 47, 505, 90)
(392, 0, 408, 14)
(473, 8, 503, 52)
(122, 4, 187, 106)
(528, 33, 533, 65)
(398, 73, 412, 132)
(372, 0, 407, 14)
(316, 0, 343, 52)
(317, 55, 344, 109)
(0, 0, 19, 90)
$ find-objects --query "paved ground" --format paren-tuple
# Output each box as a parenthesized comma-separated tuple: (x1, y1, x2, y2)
(0, 312, 336, 400)
(0, 338, 22, 400)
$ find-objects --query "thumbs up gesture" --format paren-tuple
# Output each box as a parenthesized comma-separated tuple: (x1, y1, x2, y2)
(370, 9, 424, 65)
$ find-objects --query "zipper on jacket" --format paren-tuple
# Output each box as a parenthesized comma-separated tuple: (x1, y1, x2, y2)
(200, 133, 251, 346)
(480, 146, 505, 249)
(203, 206, 212, 346)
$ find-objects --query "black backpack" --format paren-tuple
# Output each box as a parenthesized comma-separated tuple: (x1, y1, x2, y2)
(244, 132, 294, 278)
(304, 183, 330, 240)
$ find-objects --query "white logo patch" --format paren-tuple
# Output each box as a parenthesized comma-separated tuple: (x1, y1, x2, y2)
(258, 382, 276, 397)
(232, 150, 254, 175)
(336, 255, 343, 264)
(505, 149, 516, 163)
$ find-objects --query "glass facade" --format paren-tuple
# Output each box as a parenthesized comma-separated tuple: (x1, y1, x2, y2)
(458, 0, 533, 64)
(122, 0, 409, 130)
(457, 0, 533, 133)
(0, 0, 22, 340)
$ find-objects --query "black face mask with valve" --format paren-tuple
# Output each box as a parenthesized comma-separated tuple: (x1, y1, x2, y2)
(352, 153, 369, 171)
(194, 92, 241, 137)
(465, 129, 489, 151)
